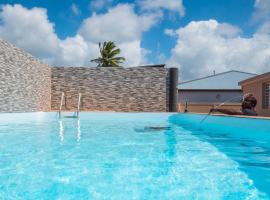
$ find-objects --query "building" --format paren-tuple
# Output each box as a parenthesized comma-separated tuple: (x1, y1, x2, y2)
(239, 72, 270, 117)
(178, 70, 257, 113)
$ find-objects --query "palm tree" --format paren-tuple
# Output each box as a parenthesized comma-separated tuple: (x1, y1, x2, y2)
(91, 41, 125, 67)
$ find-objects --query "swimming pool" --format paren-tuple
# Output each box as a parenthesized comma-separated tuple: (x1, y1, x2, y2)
(0, 112, 269, 199)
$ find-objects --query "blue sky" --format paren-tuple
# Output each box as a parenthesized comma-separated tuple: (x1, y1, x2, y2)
(0, 0, 269, 80)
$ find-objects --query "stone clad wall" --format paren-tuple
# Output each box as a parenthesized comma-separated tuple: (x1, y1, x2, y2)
(0, 39, 51, 112)
(51, 67, 170, 112)
(0, 39, 177, 113)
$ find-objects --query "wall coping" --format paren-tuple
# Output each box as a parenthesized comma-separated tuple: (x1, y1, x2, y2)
(187, 112, 270, 120)
(178, 89, 242, 91)
(51, 64, 166, 69)
(178, 103, 241, 105)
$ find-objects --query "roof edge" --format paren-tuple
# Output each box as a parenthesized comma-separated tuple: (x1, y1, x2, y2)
(239, 72, 270, 85)
(179, 70, 257, 85)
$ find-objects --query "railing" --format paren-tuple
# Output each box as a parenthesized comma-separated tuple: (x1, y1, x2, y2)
(76, 93, 82, 118)
(59, 92, 65, 118)
(59, 92, 81, 118)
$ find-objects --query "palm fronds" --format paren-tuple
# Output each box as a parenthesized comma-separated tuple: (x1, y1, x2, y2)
(91, 41, 125, 67)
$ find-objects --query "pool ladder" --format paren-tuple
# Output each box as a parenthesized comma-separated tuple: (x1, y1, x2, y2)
(58, 92, 65, 118)
(76, 93, 82, 118)
(59, 92, 81, 118)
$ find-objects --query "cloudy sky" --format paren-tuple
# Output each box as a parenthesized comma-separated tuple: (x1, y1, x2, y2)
(0, 0, 269, 80)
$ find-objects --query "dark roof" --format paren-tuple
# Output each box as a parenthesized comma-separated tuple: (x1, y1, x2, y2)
(136, 64, 165, 68)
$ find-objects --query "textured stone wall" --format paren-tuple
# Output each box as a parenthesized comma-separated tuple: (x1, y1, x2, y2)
(0, 39, 177, 113)
(51, 67, 170, 112)
(0, 39, 51, 112)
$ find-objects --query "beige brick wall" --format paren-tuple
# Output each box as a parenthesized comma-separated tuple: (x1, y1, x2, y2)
(51, 67, 170, 112)
(0, 39, 51, 112)
(242, 79, 270, 117)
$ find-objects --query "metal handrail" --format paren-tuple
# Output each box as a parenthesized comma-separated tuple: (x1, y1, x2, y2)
(76, 93, 82, 118)
(59, 92, 65, 118)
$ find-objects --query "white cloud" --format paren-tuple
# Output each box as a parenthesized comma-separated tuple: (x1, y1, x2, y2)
(251, 0, 270, 34)
(55, 35, 92, 66)
(164, 28, 177, 37)
(167, 20, 270, 80)
(71, 3, 81, 16)
(0, 4, 91, 66)
(79, 4, 161, 43)
(89, 0, 114, 11)
(119, 41, 150, 66)
(79, 4, 161, 66)
(0, 4, 158, 67)
(252, 0, 270, 22)
(138, 0, 185, 17)
(0, 4, 59, 58)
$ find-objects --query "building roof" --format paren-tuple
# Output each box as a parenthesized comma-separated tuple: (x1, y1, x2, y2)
(178, 70, 257, 90)
(136, 64, 165, 68)
(239, 72, 270, 85)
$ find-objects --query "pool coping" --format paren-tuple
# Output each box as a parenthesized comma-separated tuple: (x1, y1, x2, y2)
(187, 112, 270, 120)
(1, 111, 270, 120)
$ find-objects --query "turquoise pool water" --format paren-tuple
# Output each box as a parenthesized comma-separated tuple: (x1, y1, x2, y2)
(0, 112, 269, 199)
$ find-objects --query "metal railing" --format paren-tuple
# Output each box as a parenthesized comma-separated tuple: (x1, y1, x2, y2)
(59, 92, 81, 118)
(59, 92, 65, 118)
(76, 93, 82, 118)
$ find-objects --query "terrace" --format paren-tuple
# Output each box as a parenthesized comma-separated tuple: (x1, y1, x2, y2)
(0, 39, 270, 199)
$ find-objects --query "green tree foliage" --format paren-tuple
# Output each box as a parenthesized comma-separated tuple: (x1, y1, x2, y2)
(91, 41, 125, 67)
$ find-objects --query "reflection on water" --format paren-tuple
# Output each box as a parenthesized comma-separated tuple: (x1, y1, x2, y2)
(161, 125, 177, 175)
(164, 129, 177, 159)
(77, 119, 81, 142)
(58, 119, 81, 143)
(59, 120, 64, 142)
(174, 121, 270, 197)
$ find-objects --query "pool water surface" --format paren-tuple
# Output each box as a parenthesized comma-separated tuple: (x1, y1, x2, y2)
(0, 112, 269, 199)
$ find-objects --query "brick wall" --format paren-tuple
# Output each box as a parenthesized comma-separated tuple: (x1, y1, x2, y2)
(0, 39, 51, 112)
(242, 79, 270, 116)
(51, 67, 171, 112)
(0, 39, 177, 112)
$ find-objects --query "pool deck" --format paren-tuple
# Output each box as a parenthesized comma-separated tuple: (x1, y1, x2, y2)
(51, 110, 270, 120)
(190, 112, 270, 120)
